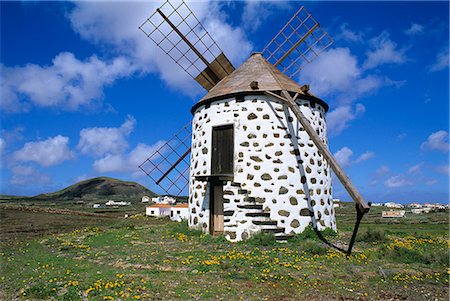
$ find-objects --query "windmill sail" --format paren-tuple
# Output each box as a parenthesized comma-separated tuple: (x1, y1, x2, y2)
(262, 6, 333, 79)
(139, 0, 235, 91)
(139, 122, 191, 196)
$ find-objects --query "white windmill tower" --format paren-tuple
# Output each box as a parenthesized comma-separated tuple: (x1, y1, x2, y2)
(139, 1, 370, 252)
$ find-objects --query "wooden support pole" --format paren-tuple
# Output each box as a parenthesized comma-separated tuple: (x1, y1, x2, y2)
(266, 90, 370, 211)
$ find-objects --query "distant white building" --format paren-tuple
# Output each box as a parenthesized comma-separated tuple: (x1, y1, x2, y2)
(408, 203, 422, 208)
(411, 208, 431, 214)
(146, 204, 171, 217)
(151, 196, 176, 204)
(105, 200, 131, 206)
(384, 202, 404, 209)
(332, 199, 341, 208)
(371, 203, 383, 207)
(93, 204, 101, 209)
(141, 196, 150, 203)
(382, 210, 405, 218)
(170, 204, 189, 221)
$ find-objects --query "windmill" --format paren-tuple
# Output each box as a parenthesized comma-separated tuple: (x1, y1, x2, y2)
(139, 0, 370, 253)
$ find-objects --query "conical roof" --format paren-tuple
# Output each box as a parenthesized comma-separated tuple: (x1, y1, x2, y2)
(192, 53, 328, 113)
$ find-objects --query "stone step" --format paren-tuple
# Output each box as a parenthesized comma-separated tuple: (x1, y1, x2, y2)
(245, 212, 270, 218)
(237, 204, 263, 210)
(262, 227, 285, 234)
(274, 233, 294, 242)
(252, 220, 277, 226)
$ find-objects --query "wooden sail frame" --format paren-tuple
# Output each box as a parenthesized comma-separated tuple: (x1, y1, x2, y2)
(139, 0, 235, 91)
(262, 6, 333, 79)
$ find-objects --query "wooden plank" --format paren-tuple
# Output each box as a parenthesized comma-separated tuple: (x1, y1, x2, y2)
(267, 90, 370, 211)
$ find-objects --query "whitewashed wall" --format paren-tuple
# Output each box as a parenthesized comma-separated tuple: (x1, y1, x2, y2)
(188, 95, 336, 241)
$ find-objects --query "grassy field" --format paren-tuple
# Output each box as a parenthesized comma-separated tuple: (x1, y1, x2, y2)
(0, 203, 448, 300)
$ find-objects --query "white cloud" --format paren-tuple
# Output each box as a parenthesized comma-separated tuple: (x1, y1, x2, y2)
(429, 48, 449, 72)
(336, 23, 363, 43)
(333, 146, 374, 168)
(301, 48, 385, 104)
(334, 147, 353, 167)
(327, 104, 365, 136)
(0, 138, 5, 156)
(407, 162, 424, 174)
(420, 130, 449, 153)
(78, 116, 136, 157)
(241, 1, 291, 33)
(10, 165, 51, 185)
(354, 151, 375, 163)
(370, 165, 390, 185)
(404, 23, 425, 36)
(384, 175, 412, 188)
(13, 135, 74, 167)
(363, 32, 407, 70)
(396, 133, 407, 141)
(1, 53, 133, 113)
(426, 179, 437, 186)
(68, 1, 252, 96)
(436, 164, 449, 175)
(375, 165, 390, 176)
(93, 140, 165, 176)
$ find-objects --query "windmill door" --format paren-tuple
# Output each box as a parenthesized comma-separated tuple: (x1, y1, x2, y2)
(210, 125, 234, 235)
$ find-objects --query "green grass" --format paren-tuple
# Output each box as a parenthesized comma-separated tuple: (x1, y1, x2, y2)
(0, 205, 448, 300)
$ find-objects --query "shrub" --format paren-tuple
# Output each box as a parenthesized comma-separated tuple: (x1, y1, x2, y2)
(357, 228, 386, 242)
(301, 239, 328, 255)
(245, 231, 277, 246)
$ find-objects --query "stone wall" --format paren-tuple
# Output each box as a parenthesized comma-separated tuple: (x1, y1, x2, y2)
(188, 94, 336, 241)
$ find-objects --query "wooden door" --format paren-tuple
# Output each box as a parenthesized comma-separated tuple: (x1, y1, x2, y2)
(211, 125, 234, 175)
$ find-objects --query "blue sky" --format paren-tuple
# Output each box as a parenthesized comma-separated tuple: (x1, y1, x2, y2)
(0, 1, 448, 204)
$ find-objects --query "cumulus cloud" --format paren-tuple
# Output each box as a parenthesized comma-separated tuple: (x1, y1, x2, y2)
(429, 48, 449, 72)
(363, 32, 407, 70)
(78, 116, 136, 157)
(370, 165, 390, 185)
(1, 53, 133, 113)
(404, 23, 425, 36)
(334, 147, 353, 167)
(384, 175, 412, 188)
(375, 165, 390, 176)
(68, 1, 252, 96)
(436, 164, 449, 175)
(333, 146, 374, 168)
(301, 48, 385, 104)
(420, 130, 449, 153)
(407, 162, 424, 174)
(93, 140, 165, 175)
(0, 138, 5, 156)
(327, 104, 365, 136)
(354, 151, 375, 163)
(336, 23, 364, 43)
(13, 135, 74, 167)
(241, 1, 291, 33)
(10, 165, 52, 185)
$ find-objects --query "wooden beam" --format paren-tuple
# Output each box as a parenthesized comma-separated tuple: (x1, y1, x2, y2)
(266, 90, 370, 211)
(156, 148, 191, 185)
(156, 8, 220, 84)
(274, 23, 319, 67)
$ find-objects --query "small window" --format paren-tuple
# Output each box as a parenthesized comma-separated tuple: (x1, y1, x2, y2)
(171, 211, 174, 217)
(151, 210, 154, 214)
(177, 210, 181, 214)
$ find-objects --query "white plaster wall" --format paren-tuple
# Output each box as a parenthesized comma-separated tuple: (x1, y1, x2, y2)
(188, 95, 336, 241)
